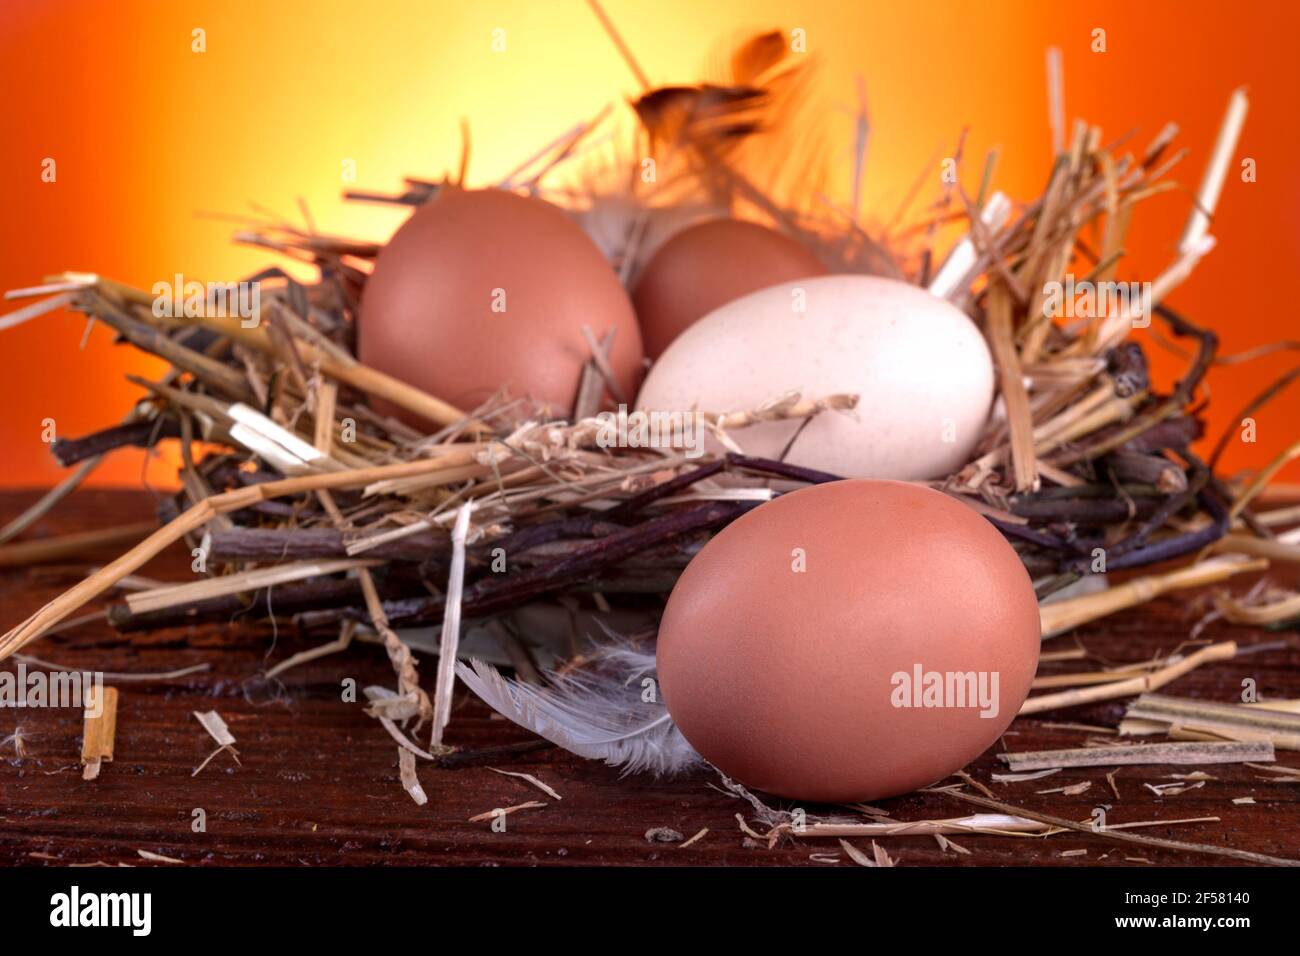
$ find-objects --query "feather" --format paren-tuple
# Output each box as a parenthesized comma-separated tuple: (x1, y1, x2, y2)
(455, 647, 703, 776)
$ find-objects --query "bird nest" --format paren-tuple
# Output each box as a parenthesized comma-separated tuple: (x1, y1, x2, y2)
(1, 31, 1290, 751)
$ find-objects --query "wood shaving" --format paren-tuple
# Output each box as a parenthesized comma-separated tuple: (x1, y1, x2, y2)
(80, 685, 118, 781)
(192, 709, 235, 747)
(191, 709, 240, 776)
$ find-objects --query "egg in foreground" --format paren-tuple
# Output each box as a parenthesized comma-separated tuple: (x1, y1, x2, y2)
(655, 479, 1041, 803)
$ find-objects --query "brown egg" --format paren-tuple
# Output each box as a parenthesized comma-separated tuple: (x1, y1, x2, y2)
(631, 219, 829, 358)
(656, 479, 1040, 803)
(359, 188, 644, 425)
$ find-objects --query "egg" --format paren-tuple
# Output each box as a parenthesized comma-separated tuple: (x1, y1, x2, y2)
(359, 188, 644, 425)
(656, 479, 1040, 803)
(631, 219, 829, 358)
(636, 274, 994, 479)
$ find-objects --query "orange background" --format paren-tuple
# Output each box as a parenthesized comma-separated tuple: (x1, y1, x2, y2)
(2, 0, 1297, 488)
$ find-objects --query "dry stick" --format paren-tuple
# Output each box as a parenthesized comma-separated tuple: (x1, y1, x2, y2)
(430, 502, 473, 749)
(585, 0, 650, 89)
(804, 814, 1051, 838)
(0, 457, 104, 544)
(1179, 87, 1249, 255)
(375, 500, 752, 627)
(109, 574, 371, 633)
(258, 400, 366, 683)
(799, 812, 1217, 840)
(16, 653, 209, 683)
(85, 277, 475, 429)
(578, 325, 625, 405)
(986, 280, 1038, 492)
(209, 526, 442, 563)
(264, 621, 356, 680)
(1126, 694, 1300, 750)
(998, 740, 1273, 772)
(1038, 557, 1266, 637)
(313, 380, 338, 456)
(0, 522, 157, 568)
(573, 329, 617, 420)
(1230, 437, 1300, 520)
(89, 293, 254, 400)
(0, 449, 482, 660)
(1031, 667, 1153, 690)
(1217, 590, 1300, 627)
(1208, 366, 1300, 471)
(937, 788, 1300, 867)
(1019, 641, 1238, 715)
(125, 557, 383, 614)
(1211, 532, 1300, 564)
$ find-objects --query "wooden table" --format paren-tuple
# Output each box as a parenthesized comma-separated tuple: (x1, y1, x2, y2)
(1, 489, 1297, 867)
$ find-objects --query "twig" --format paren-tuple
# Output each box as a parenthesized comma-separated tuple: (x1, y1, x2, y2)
(0, 522, 157, 568)
(1019, 641, 1238, 714)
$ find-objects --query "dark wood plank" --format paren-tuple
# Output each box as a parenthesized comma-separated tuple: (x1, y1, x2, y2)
(1, 489, 1297, 867)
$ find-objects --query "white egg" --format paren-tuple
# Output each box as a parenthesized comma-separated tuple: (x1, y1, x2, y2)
(635, 275, 995, 479)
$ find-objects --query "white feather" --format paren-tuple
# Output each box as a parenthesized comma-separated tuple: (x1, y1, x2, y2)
(455, 647, 703, 776)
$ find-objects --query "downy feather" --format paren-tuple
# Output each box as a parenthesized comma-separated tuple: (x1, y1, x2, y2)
(455, 646, 703, 776)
